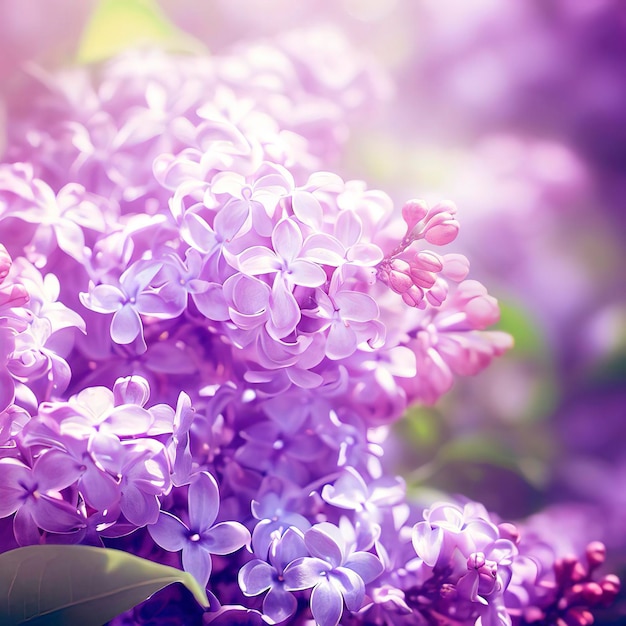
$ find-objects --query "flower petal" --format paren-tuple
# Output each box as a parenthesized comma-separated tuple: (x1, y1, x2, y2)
(310, 578, 344, 626)
(263, 585, 298, 625)
(148, 511, 188, 552)
(203, 521, 250, 555)
(182, 542, 212, 588)
(110, 304, 142, 344)
(283, 557, 329, 591)
(239, 559, 274, 596)
(188, 471, 219, 531)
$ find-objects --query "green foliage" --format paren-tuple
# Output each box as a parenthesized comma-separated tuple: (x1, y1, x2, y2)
(77, 0, 205, 64)
(0, 545, 209, 626)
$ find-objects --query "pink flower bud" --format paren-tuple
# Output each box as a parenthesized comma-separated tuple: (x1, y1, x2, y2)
(401, 199, 428, 234)
(423, 202, 460, 246)
(599, 574, 621, 604)
(113, 375, 151, 407)
(425, 279, 448, 307)
(389, 270, 413, 294)
(467, 552, 486, 570)
(498, 522, 521, 545)
(585, 541, 606, 569)
(401, 285, 424, 308)
(441, 253, 470, 282)
(413, 250, 443, 273)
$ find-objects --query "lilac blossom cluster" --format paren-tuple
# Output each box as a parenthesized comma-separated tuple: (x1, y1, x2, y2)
(0, 33, 619, 626)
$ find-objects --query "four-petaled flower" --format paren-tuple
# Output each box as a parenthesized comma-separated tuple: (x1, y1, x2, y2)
(148, 471, 250, 587)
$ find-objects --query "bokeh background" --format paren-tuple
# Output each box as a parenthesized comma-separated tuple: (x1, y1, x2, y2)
(1, 0, 625, 621)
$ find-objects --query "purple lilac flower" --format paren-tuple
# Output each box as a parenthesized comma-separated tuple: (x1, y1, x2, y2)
(0, 23, 619, 626)
(283, 519, 384, 626)
(148, 471, 250, 587)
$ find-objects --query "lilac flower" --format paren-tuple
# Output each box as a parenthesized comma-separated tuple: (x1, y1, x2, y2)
(0, 452, 85, 545)
(80, 259, 181, 349)
(233, 217, 327, 338)
(148, 471, 250, 587)
(239, 528, 308, 624)
(283, 520, 384, 626)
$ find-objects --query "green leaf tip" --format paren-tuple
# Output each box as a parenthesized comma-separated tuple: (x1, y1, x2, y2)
(76, 0, 205, 64)
(0, 544, 209, 626)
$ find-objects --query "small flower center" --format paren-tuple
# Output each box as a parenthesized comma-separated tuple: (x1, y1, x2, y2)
(189, 532, 201, 542)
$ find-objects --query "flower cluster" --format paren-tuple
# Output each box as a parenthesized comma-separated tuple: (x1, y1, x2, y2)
(0, 28, 618, 626)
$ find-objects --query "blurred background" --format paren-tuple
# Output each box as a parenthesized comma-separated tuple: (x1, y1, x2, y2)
(1, 0, 624, 620)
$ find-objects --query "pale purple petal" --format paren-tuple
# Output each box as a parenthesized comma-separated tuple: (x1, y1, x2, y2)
(182, 542, 212, 588)
(214, 198, 249, 240)
(332, 567, 365, 611)
(0, 459, 32, 517)
(121, 484, 159, 526)
(335, 210, 362, 247)
(302, 233, 345, 266)
(13, 507, 41, 546)
(288, 260, 326, 288)
(292, 191, 323, 230)
(85, 284, 124, 313)
(110, 304, 142, 344)
(239, 559, 274, 596)
(334, 292, 378, 322)
(274, 528, 308, 570)
(34, 450, 81, 491)
(148, 511, 188, 552)
(412, 521, 443, 567)
(272, 219, 303, 264)
(310, 578, 343, 626)
(188, 471, 219, 531)
(29, 496, 84, 533)
(304, 525, 343, 567)
(344, 551, 384, 584)
(283, 557, 330, 591)
(263, 585, 298, 624)
(181, 212, 217, 254)
(202, 521, 250, 555)
(237, 246, 281, 275)
(325, 321, 357, 360)
(268, 278, 300, 338)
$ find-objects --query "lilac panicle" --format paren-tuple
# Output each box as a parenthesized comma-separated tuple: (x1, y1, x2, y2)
(0, 24, 618, 626)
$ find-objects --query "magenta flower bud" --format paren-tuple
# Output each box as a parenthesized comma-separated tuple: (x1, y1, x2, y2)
(467, 552, 486, 570)
(599, 574, 621, 604)
(389, 270, 413, 294)
(413, 250, 443, 273)
(401, 199, 428, 234)
(585, 541, 606, 569)
(563, 607, 594, 626)
(401, 285, 424, 308)
(498, 522, 521, 545)
(113, 375, 151, 407)
(441, 253, 470, 282)
(0, 244, 11, 283)
(580, 582, 603, 605)
(423, 203, 460, 246)
(555, 556, 586, 586)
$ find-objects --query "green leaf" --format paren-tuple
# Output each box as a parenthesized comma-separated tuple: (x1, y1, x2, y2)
(0, 545, 209, 626)
(77, 0, 205, 64)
